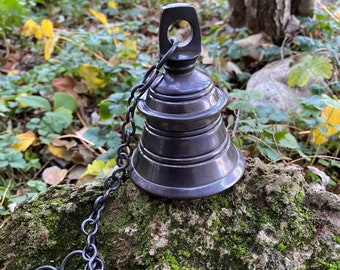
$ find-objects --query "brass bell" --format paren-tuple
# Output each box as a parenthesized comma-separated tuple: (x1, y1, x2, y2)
(129, 3, 245, 199)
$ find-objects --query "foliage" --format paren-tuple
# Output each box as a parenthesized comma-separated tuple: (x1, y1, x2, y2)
(0, 0, 339, 221)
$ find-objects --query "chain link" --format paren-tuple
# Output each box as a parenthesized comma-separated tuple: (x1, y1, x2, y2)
(35, 38, 178, 270)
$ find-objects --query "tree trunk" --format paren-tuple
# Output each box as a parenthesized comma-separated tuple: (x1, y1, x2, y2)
(228, 0, 314, 41)
(0, 158, 339, 269)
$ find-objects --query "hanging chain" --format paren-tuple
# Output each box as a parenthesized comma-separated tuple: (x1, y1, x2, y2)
(35, 38, 178, 270)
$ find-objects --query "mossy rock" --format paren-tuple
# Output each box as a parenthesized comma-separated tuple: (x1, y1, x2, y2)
(0, 158, 339, 269)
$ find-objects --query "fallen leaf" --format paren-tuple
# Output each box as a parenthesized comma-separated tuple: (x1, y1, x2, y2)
(12, 131, 37, 152)
(42, 166, 68, 185)
(34, 27, 43, 40)
(78, 64, 107, 90)
(89, 8, 108, 24)
(48, 144, 64, 158)
(234, 33, 272, 61)
(21, 19, 38, 37)
(41, 19, 54, 38)
(311, 105, 340, 145)
(108, 0, 118, 9)
(51, 138, 78, 150)
(80, 159, 116, 179)
(52, 77, 78, 95)
(44, 36, 59, 60)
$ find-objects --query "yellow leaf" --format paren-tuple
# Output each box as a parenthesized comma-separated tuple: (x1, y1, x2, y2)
(311, 105, 340, 145)
(21, 19, 38, 37)
(80, 159, 116, 179)
(41, 19, 54, 38)
(7, 70, 20, 76)
(89, 8, 108, 24)
(34, 27, 43, 40)
(113, 26, 120, 33)
(78, 64, 107, 90)
(108, 0, 117, 9)
(44, 36, 59, 60)
(48, 144, 64, 158)
(12, 131, 37, 152)
(121, 39, 137, 59)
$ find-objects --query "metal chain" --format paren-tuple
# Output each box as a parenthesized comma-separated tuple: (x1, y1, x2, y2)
(35, 38, 178, 270)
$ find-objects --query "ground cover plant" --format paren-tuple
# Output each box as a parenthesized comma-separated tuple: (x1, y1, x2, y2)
(0, 0, 339, 221)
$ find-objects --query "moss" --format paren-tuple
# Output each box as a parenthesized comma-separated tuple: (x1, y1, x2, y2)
(277, 242, 287, 251)
(1, 158, 339, 269)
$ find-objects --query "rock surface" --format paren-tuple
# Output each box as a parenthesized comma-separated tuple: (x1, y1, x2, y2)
(246, 56, 315, 112)
(0, 158, 339, 270)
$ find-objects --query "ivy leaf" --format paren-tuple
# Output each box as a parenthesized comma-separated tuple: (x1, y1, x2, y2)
(310, 56, 332, 79)
(42, 109, 73, 134)
(0, 149, 27, 169)
(287, 65, 310, 87)
(16, 95, 51, 111)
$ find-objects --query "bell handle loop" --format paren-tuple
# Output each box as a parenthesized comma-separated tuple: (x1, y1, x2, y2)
(159, 3, 201, 58)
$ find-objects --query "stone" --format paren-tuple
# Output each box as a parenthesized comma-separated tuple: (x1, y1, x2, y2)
(0, 158, 339, 269)
(246, 56, 315, 112)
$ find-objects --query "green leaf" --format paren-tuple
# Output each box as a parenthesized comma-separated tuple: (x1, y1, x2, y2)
(310, 56, 332, 79)
(16, 95, 51, 111)
(247, 90, 264, 100)
(257, 145, 280, 161)
(99, 99, 112, 120)
(53, 92, 78, 112)
(42, 109, 72, 134)
(27, 180, 47, 193)
(288, 65, 310, 87)
(274, 131, 299, 149)
(83, 127, 107, 148)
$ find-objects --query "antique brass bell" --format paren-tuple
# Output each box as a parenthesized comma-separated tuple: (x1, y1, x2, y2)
(129, 3, 245, 199)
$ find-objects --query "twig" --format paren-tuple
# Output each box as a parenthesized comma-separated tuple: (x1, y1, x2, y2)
(315, 0, 339, 22)
(286, 155, 340, 165)
(0, 180, 12, 206)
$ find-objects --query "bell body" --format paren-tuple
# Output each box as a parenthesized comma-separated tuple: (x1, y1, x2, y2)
(129, 69, 245, 199)
(128, 3, 244, 199)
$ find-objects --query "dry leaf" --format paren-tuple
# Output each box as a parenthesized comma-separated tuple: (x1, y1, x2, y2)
(12, 131, 37, 152)
(89, 8, 108, 24)
(42, 166, 68, 185)
(52, 76, 79, 99)
(234, 33, 272, 61)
